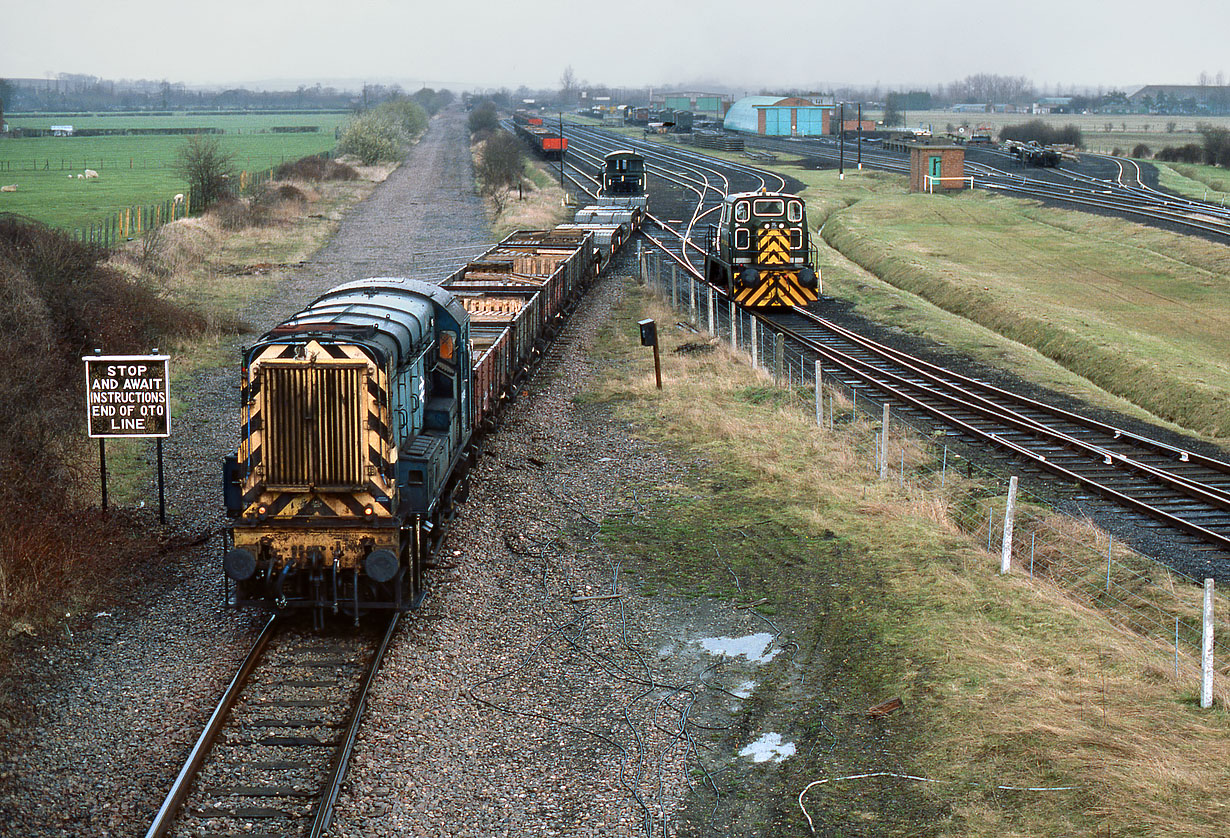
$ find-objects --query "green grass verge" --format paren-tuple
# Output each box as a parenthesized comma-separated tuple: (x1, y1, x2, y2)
(818, 189, 1230, 438)
(588, 282, 1230, 837)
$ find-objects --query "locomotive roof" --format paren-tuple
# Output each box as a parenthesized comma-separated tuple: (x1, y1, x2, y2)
(724, 189, 794, 202)
(255, 277, 469, 367)
(604, 149, 642, 159)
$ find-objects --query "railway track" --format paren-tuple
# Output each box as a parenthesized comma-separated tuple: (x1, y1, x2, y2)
(145, 615, 398, 838)
(767, 306, 1230, 561)
(741, 133, 1230, 240)
(559, 123, 1230, 574)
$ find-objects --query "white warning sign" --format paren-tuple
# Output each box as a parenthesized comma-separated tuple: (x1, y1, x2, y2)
(84, 354, 171, 438)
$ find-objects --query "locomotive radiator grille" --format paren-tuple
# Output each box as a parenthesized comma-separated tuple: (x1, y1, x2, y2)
(263, 363, 366, 490)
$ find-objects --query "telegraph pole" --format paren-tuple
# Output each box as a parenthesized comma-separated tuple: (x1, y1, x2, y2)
(857, 103, 863, 170)
(838, 103, 845, 180)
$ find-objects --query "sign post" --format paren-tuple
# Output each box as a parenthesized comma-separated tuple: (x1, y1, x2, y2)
(638, 319, 662, 390)
(84, 353, 171, 522)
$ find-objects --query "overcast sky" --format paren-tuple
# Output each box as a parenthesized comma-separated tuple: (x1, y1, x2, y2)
(3, 0, 1227, 94)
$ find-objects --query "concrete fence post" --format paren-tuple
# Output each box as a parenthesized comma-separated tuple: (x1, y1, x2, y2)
(774, 333, 783, 382)
(814, 361, 822, 427)
(750, 318, 759, 368)
(1202, 578, 1215, 709)
(671, 263, 678, 309)
(708, 288, 716, 336)
(879, 402, 890, 479)
(1000, 476, 1018, 574)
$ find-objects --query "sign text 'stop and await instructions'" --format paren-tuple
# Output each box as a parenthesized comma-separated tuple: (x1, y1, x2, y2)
(84, 355, 171, 438)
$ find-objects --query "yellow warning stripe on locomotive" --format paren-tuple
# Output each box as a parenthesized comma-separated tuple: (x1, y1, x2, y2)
(757, 228, 792, 266)
(734, 270, 819, 308)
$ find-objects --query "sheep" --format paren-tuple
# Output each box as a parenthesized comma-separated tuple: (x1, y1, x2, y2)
(173, 193, 185, 204)
(83, 169, 99, 179)
(77, 173, 84, 179)
(0, 184, 17, 193)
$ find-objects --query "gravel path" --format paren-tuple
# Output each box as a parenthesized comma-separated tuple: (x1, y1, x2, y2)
(0, 109, 793, 837)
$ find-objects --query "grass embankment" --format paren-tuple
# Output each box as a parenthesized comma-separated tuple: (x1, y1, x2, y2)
(1153, 161, 1230, 202)
(591, 283, 1230, 836)
(815, 188, 1230, 439)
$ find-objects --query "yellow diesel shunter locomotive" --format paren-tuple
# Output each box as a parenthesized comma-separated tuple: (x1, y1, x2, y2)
(703, 189, 819, 307)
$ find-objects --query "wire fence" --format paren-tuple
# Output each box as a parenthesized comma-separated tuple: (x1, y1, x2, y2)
(68, 161, 297, 249)
(639, 248, 1230, 701)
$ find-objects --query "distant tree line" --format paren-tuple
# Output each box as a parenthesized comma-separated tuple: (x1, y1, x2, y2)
(0, 73, 455, 113)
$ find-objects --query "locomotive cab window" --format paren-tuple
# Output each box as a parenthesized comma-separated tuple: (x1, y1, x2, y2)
(734, 228, 750, 250)
(791, 228, 803, 249)
(788, 201, 803, 223)
(734, 201, 749, 222)
(753, 198, 784, 217)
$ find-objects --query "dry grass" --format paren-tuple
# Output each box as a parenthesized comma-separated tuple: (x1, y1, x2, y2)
(477, 152, 571, 240)
(591, 281, 1230, 836)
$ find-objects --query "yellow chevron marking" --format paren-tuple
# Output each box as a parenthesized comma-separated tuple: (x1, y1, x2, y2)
(757, 229, 791, 266)
(734, 271, 820, 308)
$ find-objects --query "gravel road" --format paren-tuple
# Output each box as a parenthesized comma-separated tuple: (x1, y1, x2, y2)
(0, 108, 795, 836)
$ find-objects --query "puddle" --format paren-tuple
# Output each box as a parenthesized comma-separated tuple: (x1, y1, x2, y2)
(739, 732, 796, 763)
(698, 632, 779, 663)
(732, 680, 756, 699)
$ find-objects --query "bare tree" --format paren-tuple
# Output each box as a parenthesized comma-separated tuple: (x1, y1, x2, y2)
(174, 135, 235, 209)
(476, 130, 525, 216)
(560, 65, 577, 102)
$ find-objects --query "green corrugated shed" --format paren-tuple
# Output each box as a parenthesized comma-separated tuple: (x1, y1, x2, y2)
(664, 96, 691, 111)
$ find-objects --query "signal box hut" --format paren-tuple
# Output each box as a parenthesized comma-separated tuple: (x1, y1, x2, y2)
(908, 143, 966, 192)
(724, 96, 834, 137)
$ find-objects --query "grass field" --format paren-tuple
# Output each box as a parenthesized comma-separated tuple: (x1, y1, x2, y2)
(0, 112, 349, 229)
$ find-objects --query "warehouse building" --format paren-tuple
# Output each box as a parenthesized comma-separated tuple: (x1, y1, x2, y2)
(723, 96, 834, 137)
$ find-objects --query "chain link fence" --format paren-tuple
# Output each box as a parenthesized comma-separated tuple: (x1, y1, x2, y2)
(639, 247, 1230, 700)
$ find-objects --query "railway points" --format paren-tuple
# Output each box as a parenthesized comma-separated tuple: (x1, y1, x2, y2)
(557, 122, 1230, 574)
